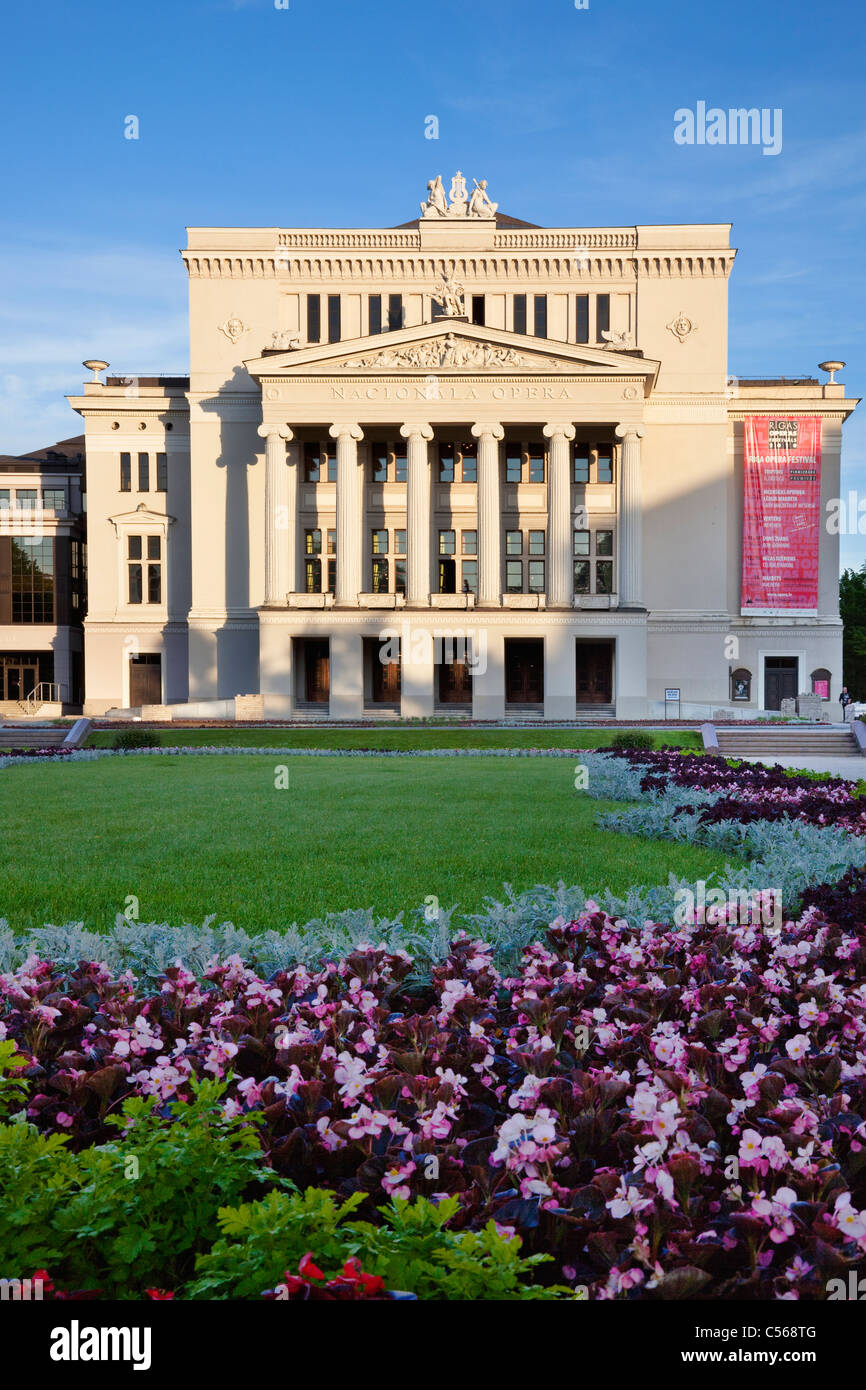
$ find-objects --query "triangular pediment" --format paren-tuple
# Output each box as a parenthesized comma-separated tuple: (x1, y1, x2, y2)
(245, 319, 659, 387)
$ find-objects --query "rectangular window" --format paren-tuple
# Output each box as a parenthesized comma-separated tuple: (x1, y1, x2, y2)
(156, 453, 167, 492)
(327, 294, 341, 343)
(304, 443, 321, 482)
(574, 559, 590, 594)
(528, 450, 544, 483)
(395, 559, 407, 596)
(506, 559, 523, 593)
(460, 440, 477, 483)
(327, 529, 337, 554)
(576, 294, 589, 344)
(438, 444, 455, 482)
(573, 530, 590, 556)
(147, 536, 161, 561)
(371, 557, 389, 593)
(471, 294, 485, 326)
(325, 445, 336, 482)
(438, 529, 456, 555)
(528, 559, 545, 593)
(393, 446, 407, 484)
(307, 294, 321, 343)
(305, 558, 321, 594)
(533, 294, 548, 338)
(395, 529, 406, 555)
(528, 529, 545, 556)
(147, 560, 162, 604)
(596, 447, 613, 484)
(506, 530, 522, 556)
(371, 447, 388, 483)
(138, 452, 149, 492)
(596, 294, 610, 342)
(596, 560, 613, 594)
(128, 535, 142, 605)
(371, 529, 388, 555)
(16, 489, 37, 510)
(462, 529, 477, 555)
(11, 537, 55, 623)
(368, 295, 382, 335)
(305, 529, 322, 555)
(42, 488, 66, 511)
(461, 559, 478, 595)
(505, 450, 522, 484)
(513, 294, 527, 334)
(596, 529, 613, 556)
(387, 294, 403, 331)
(0, 489, 9, 508)
(573, 443, 590, 483)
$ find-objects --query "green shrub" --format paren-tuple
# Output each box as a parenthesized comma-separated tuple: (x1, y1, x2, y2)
(188, 1190, 568, 1300)
(112, 728, 162, 750)
(0, 1079, 266, 1296)
(609, 730, 655, 751)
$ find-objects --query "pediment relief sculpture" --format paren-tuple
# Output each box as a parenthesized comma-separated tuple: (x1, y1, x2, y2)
(343, 334, 548, 371)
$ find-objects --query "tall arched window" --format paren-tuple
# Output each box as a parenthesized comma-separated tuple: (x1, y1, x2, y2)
(811, 668, 831, 699)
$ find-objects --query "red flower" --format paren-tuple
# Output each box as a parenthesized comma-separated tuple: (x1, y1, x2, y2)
(298, 1252, 325, 1281)
(341, 1259, 385, 1294)
(145, 1288, 175, 1300)
(33, 1270, 55, 1294)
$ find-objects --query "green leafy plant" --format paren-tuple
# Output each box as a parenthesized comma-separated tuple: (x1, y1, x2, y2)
(188, 1191, 569, 1300)
(0, 1079, 267, 1296)
(112, 728, 161, 750)
(609, 730, 655, 750)
(0, 1038, 30, 1118)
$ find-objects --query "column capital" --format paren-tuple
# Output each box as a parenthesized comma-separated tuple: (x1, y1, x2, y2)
(543, 422, 577, 442)
(471, 422, 505, 442)
(399, 423, 434, 442)
(614, 424, 646, 441)
(329, 423, 364, 443)
(257, 423, 294, 441)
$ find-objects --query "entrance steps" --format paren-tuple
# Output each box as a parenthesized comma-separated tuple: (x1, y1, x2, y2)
(0, 726, 69, 748)
(714, 725, 860, 758)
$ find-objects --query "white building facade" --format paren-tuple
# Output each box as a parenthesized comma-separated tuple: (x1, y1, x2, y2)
(69, 175, 858, 720)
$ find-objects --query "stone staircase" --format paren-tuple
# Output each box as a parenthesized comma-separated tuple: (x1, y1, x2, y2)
(714, 725, 861, 759)
(0, 725, 70, 749)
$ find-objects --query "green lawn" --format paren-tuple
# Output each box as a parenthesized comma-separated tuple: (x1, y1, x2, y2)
(85, 727, 704, 752)
(0, 754, 734, 933)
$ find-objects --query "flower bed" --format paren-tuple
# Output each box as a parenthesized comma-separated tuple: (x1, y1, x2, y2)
(2, 903, 866, 1300)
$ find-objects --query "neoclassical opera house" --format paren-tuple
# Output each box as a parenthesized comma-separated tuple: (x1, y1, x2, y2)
(70, 173, 857, 720)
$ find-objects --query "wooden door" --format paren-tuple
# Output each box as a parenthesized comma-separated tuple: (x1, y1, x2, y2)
(764, 663, 797, 710)
(372, 655, 401, 704)
(129, 656, 161, 706)
(505, 641, 544, 704)
(575, 642, 613, 704)
(5, 664, 38, 701)
(439, 661, 472, 704)
(305, 640, 330, 703)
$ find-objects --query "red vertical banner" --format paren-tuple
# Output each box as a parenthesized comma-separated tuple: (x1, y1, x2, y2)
(741, 415, 822, 613)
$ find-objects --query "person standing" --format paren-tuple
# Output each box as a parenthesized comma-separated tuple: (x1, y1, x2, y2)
(840, 686, 853, 722)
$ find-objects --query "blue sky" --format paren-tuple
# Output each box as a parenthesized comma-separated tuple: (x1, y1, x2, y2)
(1, 0, 864, 565)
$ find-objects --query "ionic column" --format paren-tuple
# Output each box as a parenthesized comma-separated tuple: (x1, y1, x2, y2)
(257, 423, 294, 606)
(331, 423, 364, 605)
(615, 424, 646, 608)
(543, 422, 576, 608)
(400, 423, 434, 606)
(472, 423, 505, 607)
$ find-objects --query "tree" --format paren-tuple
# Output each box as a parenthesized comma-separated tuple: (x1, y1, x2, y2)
(840, 565, 866, 698)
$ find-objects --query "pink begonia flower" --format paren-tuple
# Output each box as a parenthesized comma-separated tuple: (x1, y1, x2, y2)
(347, 1105, 389, 1140)
(785, 1034, 811, 1061)
(607, 1180, 654, 1220)
(56, 1111, 74, 1128)
(334, 1051, 369, 1102)
(382, 1162, 415, 1199)
(833, 1194, 866, 1240)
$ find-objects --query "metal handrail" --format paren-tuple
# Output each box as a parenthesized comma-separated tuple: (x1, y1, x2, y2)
(23, 682, 64, 715)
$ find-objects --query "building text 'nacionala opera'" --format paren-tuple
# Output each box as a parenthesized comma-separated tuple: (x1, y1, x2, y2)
(68, 173, 858, 721)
